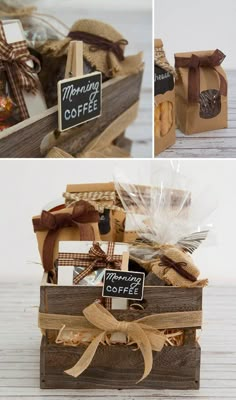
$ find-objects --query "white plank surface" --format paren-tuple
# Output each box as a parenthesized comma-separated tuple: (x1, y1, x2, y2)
(0, 284, 235, 399)
(36, 4, 152, 158)
(159, 70, 236, 158)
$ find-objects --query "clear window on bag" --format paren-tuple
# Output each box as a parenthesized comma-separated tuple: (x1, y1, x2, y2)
(199, 89, 221, 119)
(154, 101, 173, 137)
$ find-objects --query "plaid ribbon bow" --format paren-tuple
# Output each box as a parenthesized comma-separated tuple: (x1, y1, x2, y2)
(59, 241, 122, 285)
(0, 21, 41, 120)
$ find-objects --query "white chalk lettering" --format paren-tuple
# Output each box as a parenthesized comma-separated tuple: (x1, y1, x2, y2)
(62, 81, 100, 103)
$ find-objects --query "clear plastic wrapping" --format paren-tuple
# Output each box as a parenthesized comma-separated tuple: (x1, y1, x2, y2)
(114, 162, 215, 286)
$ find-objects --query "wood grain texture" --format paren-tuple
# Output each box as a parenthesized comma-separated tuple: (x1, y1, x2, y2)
(40, 285, 202, 317)
(159, 70, 236, 158)
(40, 336, 200, 389)
(0, 284, 235, 398)
(0, 72, 143, 158)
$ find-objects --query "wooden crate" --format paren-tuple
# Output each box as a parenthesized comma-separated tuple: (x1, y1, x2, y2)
(40, 273, 202, 390)
(0, 71, 143, 158)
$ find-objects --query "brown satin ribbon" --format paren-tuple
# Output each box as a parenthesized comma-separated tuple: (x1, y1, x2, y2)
(0, 21, 41, 120)
(68, 31, 128, 61)
(159, 255, 196, 282)
(175, 49, 227, 103)
(33, 201, 99, 272)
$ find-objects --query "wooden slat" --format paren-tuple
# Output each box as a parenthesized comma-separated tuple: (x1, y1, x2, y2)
(40, 285, 202, 317)
(0, 72, 143, 158)
(40, 337, 200, 389)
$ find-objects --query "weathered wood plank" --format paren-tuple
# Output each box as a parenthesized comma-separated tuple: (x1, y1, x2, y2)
(40, 336, 200, 389)
(40, 286, 202, 316)
(0, 72, 143, 158)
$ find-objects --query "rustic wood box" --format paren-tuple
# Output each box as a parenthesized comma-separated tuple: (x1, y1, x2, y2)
(0, 71, 143, 158)
(39, 273, 202, 390)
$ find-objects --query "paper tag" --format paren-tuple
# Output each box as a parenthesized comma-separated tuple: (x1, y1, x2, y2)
(102, 269, 145, 301)
(58, 71, 102, 131)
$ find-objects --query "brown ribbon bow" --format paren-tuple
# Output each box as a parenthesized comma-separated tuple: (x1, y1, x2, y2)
(68, 31, 128, 61)
(59, 241, 122, 284)
(0, 21, 41, 120)
(33, 201, 99, 272)
(159, 255, 196, 282)
(175, 49, 227, 103)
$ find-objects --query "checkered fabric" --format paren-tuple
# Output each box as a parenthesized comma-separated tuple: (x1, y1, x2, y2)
(58, 241, 122, 285)
(0, 21, 41, 120)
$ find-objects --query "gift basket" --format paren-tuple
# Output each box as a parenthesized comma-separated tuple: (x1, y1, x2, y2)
(33, 164, 213, 389)
(0, 2, 144, 158)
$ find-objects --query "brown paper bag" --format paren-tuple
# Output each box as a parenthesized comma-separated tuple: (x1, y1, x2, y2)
(32, 201, 100, 271)
(175, 49, 228, 134)
(65, 183, 126, 243)
(154, 39, 176, 156)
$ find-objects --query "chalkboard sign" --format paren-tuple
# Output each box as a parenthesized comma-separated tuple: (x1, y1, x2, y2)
(58, 71, 102, 131)
(102, 269, 145, 301)
(154, 65, 174, 96)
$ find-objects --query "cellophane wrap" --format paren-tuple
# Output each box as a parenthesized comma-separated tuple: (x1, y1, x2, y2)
(114, 162, 216, 264)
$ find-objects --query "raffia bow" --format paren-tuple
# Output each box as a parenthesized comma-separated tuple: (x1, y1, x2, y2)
(59, 241, 122, 284)
(38, 302, 202, 382)
(33, 201, 99, 272)
(0, 21, 41, 120)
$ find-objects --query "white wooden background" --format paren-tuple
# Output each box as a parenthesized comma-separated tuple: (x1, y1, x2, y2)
(0, 284, 235, 399)
(159, 71, 236, 158)
(35, 1, 152, 158)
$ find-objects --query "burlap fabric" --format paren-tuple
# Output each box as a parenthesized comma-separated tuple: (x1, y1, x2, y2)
(151, 246, 207, 287)
(39, 19, 143, 78)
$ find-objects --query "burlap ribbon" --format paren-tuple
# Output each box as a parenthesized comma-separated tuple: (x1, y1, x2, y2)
(0, 21, 41, 120)
(33, 201, 99, 272)
(130, 241, 208, 287)
(38, 302, 202, 382)
(58, 241, 122, 284)
(175, 49, 227, 103)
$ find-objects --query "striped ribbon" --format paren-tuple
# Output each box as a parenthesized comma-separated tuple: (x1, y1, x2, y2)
(177, 230, 209, 254)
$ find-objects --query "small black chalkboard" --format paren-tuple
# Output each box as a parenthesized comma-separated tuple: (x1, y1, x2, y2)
(102, 269, 145, 301)
(58, 71, 102, 131)
(154, 65, 174, 96)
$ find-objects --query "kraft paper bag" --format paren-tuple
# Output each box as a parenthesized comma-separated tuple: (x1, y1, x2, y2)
(154, 39, 176, 156)
(175, 49, 228, 134)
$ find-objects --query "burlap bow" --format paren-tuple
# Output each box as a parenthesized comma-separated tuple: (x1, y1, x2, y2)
(33, 201, 99, 272)
(38, 302, 202, 382)
(175, 49, 227, 103)
(0, 21, 41, 120)
(59, 241, 122, 284)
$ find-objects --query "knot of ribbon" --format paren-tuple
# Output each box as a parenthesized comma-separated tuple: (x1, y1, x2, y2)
(68, 31, 128, 61)
(175, 49, 227, 103)
(59, 241, 122, 284)
(0, 21, 41, 120)
(38, 304, 202, 382)
(33, 200, 99, 272)
(159, 255, 196, 282)
(59, 302, 166, 382)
